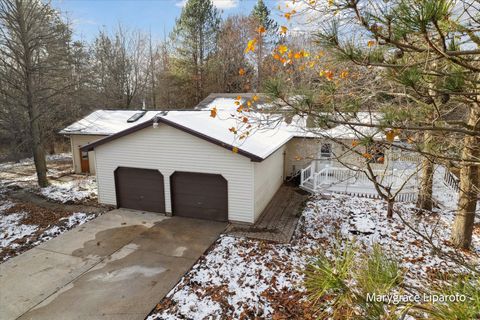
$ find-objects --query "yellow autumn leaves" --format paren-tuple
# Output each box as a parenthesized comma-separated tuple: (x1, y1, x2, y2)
(245, 24, 289, 54)
(350, 129, 408, 160)
(209, 95, 258, 155)
(245, 38, 257, 53)
(209, 95, 259, 120)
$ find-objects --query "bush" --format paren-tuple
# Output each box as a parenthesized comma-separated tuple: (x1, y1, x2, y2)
(304, 242, 408, 319)
(304, 241, 479, 319)
(425, 276, 480, 320)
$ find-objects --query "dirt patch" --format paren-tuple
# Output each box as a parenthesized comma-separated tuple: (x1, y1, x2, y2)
(5, 202, 74, 228)
(0, 192, 109, 263)
(7, 188, 107, 213)
(0, 197, 103, 262)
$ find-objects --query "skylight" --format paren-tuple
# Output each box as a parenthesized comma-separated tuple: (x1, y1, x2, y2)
(127, 111, 147, 123)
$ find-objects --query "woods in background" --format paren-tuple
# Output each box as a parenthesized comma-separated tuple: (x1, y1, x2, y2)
(0, 0, 280, 166)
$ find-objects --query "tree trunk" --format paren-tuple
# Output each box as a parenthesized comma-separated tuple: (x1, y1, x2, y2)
(451, 107, 480, 249)
(198, 28, 204, 104)
(27, 83, 48, 187)
(387, 198, 394, 219)
(416, 157, 434, 211)
(30, 117, 48, 187)
(256, 37, 263, 91)
(19, 7, 48, 188)
(24, 47, 48, 187)
(416, 131, 434, 211)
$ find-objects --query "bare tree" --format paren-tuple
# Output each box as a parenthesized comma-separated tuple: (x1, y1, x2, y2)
(92, 26, 148, 109)
(212, 15, 253, 93)
(0, 0, 74, 186)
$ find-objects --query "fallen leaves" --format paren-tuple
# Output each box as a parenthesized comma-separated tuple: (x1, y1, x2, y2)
(148, 195, 479, 319)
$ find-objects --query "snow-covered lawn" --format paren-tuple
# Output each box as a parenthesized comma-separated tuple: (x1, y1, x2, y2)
(0, 201, 38, 249)
(0, 196, 98, 262)
(39, 177, 97, 204)
(148, 195, 480, 319)
(0, 153, 98, 204)
(0, 153, 102, 262)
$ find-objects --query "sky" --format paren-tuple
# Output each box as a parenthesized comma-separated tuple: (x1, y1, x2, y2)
(51, 0, 283, 42)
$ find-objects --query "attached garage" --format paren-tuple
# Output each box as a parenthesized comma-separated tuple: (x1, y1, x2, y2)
(115, 167, 165, 213)
(171, 172, 228, 221)
(81, 110, 292, 223)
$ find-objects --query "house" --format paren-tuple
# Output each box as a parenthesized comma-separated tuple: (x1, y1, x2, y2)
(80, 110, 292, 224)
(61, 94, 415, 223)
(59, 110, 159, 174)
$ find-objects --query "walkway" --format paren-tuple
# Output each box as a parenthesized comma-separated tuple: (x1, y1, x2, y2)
(226, 184, 309, 243)
(0, 209, 226, 320)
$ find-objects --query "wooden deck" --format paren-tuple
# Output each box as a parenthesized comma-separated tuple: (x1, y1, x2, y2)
(225, 184, 309, 243)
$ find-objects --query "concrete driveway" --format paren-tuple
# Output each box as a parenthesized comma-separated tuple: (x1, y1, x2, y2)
(0, 209, 226, 320)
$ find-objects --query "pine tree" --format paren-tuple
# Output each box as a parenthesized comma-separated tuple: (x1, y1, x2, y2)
(171, 0, 221, 105)
(250, 0, 277, 32)
(249, 0, 278, 91)
(316, 0, 480, 248)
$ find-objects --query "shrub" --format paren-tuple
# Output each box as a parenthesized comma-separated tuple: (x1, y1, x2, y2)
(304, 242, 408, 319)
(425, 276, 480, 320)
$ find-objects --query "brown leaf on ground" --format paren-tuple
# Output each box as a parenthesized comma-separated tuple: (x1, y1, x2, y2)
(262, 288, 315, 320)
(5, 202, 74, 228)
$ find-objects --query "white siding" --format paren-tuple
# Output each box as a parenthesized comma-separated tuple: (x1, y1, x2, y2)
(94, 124, 255, 223)
(70, 134, 107, 174)
(284, 137, 389, 175)
(253, 145, 285, 220)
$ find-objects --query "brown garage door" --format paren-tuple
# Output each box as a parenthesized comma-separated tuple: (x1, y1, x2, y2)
(171, 172, 228, 221)
(115, 167, 165, 213)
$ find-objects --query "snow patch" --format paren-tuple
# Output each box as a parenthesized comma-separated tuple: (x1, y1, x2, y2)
(0, 212, 37, 248)
(148, 195, 479, 319)
(40, 178, 97, 204)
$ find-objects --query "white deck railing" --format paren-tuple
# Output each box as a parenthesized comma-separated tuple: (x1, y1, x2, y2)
(301, 164, 313, 183)
(300, 164, 418, 202)
(443, 169, 460, 192)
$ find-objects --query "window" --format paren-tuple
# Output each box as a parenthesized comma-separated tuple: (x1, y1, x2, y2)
(81, 151, 89, 160)
(320, 143, 332, 158)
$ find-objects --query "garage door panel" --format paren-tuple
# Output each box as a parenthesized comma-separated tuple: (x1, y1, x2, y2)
(171, 172, 228, 222)
(115, 167, 165, 213)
